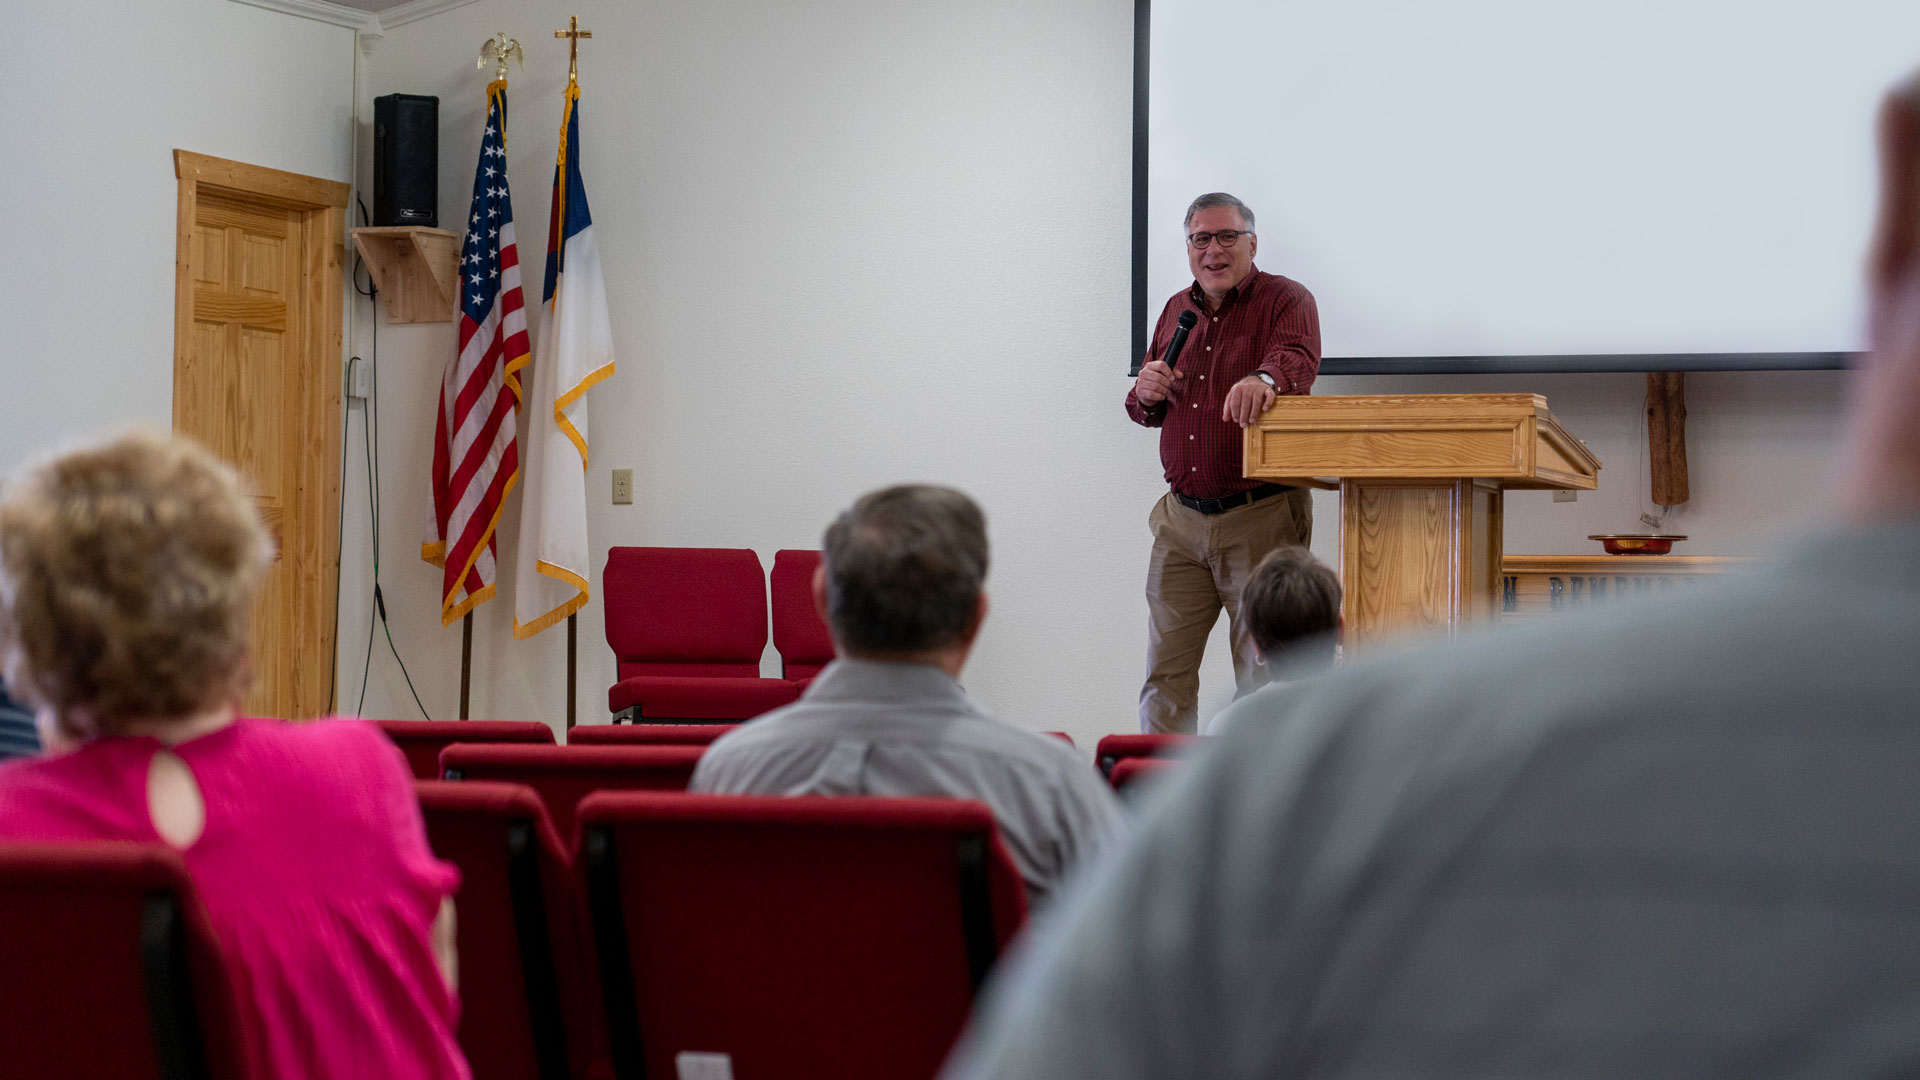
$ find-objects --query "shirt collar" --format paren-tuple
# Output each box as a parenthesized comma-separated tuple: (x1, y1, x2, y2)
(803, 657, 978, 709)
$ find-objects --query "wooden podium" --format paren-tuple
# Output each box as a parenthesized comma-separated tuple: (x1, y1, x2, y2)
(1245, 394, 1601, 651)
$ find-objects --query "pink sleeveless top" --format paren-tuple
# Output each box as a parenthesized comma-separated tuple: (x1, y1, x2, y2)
(0, 718, 469, 1079)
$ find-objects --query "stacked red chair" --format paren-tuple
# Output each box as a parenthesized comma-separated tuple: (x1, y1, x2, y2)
(602, 547, 801, 724)
(1093, 733, 1199, 779)
(439, 743, 708, 844)
(0, 842, 256, 1079)
(1108, 755, 1181, 792)
(578, 793, 1028, 1080)
(568, 723, 739, 747)
(415, 781, 601, 1080)
(375, 719, 555, 781)
(769, 548, 835, 686)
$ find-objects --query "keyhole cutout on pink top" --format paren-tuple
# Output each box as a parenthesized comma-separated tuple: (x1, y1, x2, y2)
(147, 749, 206, 849)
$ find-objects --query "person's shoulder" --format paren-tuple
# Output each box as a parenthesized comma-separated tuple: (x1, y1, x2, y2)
(241, 717, 409, 781)
(1253, 268, 1315, 302)
(0, 751, 58, 802)
(696, 704, 813, 768)
(1216, 559, 1864, 787)
(953, 713, 1102, 785)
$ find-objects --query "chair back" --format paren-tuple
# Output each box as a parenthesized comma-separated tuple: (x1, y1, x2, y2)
(603, 547, 768, 681)
(769, 549, 835, 681)
(1108, 755, 1180, 791)
(0, 842, 255, 1080)
(415, 781, 598, 1080)
(569, 724, 740, 747)
(376, 720, 555, 781)
(579, 793, 1027, 1080)
(440, 744, 707, 844)
(1094, 733, 1198, 778)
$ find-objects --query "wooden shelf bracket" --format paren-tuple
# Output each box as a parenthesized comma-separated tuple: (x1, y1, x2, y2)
(349, 226, 460, 324)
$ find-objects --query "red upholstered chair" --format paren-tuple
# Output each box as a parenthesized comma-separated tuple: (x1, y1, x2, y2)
(602, 547, 802, 723)
(0, 842, 256, 1080)
(578, 793, 1028, 1080)
(1094, 733, 1199, 779)
(1108, 755, 1181, 792)
(1042, 731, 1076, 747)
(769, 548, 835, 684)
(375, 719, 555, 780)
(415, 781, 601, 1080)
(568, 723, 739, 747)
(440, 744, 707, 845)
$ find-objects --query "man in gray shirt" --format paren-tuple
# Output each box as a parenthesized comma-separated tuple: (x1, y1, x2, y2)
(942, 78, 1920, 1078)
(692, 485, 1121, 907)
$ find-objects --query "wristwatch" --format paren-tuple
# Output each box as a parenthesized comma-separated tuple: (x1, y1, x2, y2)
(1253, 372, 1278, 390)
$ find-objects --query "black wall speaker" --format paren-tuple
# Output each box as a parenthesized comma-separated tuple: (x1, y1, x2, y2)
(374, 93, 438, 227)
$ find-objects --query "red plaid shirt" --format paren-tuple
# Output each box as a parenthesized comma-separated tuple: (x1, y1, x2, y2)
(1125, 267, 1321, 497)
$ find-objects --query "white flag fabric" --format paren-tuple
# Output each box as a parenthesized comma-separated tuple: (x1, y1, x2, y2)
(514, 81, 615, 639)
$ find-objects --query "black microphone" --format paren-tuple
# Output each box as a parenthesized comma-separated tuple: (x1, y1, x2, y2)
(1162, 310, 1198, 370)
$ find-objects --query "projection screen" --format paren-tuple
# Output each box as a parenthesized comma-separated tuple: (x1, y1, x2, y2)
(1141, 0, 1920, 371)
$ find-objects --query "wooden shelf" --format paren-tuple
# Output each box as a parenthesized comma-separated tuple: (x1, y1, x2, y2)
(349, 226, 460, 324)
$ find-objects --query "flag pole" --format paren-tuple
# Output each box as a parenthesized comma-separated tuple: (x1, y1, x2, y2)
(459, 613, 473, 719)
(566, 614, 577, 730)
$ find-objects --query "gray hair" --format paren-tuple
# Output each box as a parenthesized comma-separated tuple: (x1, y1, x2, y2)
(1184, 192, 1256, 232)
(821, 485, 989, 654)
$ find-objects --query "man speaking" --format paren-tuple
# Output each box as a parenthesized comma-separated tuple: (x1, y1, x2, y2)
(1125, 192, 1321, 734)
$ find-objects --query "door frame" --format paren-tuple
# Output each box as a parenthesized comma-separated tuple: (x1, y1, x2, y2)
(172, 149, 349, 718)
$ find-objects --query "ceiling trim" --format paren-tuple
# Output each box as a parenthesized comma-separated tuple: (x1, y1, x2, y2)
(226, 0, 478, 33)
(227, 0, 376, 31)
(373, 0, 481, 29)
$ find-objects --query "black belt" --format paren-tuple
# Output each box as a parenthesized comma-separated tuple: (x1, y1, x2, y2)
(1174, 483, 1291, 516)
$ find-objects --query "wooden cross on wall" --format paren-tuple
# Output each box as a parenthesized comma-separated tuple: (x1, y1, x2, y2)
(1646, 371, 1688, 507)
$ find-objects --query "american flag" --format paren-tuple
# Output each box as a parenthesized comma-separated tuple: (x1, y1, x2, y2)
(423, 80, 529, 625)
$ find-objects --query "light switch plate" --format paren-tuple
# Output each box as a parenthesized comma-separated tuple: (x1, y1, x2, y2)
(611, 468, 634, 505)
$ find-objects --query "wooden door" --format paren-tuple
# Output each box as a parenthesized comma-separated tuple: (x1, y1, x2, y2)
(172, 152, 346, 719)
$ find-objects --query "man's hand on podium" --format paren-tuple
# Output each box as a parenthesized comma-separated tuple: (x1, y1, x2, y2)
(1223, 375, 1276, 428)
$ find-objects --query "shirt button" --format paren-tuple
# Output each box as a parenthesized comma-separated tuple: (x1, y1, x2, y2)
(1189, 435, 1195, 440)
(1191, 403, 1198, 408)
(1199, 375, 1205, 381)
(1190, 466, 1197, 471)
(1205, 346, 1212, 351)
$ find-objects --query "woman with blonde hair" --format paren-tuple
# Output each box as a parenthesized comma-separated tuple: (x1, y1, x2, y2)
(0, 430, 467, 1079)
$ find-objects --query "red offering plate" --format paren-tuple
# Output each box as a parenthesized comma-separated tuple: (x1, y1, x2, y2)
(1588, 533, 1688, 556)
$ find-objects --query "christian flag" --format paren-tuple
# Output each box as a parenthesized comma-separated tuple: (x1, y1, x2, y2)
(513, 80, 615, 639)
(423, 80, 528, 625)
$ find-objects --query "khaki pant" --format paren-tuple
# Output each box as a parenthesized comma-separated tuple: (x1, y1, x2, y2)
(1139, 488, 1313, 734)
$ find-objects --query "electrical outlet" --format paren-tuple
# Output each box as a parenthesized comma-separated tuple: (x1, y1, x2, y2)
(1553, 489, 1577, 503)
(611, 468, 634, 505)
(346, 357, 372, 400)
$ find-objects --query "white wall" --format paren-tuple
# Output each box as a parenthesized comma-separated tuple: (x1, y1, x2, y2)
(0, 2, 1855, 741)
(0, 0, 357, 471)
(344, 0, 1857, 744)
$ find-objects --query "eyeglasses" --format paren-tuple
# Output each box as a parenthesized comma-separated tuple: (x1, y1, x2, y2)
(1188, 229, 1252, 250)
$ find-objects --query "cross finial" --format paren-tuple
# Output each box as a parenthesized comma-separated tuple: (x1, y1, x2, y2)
(554, 15, 592, 84)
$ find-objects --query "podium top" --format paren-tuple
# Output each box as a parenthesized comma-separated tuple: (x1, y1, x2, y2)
(1244, 393, 1601, 490)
